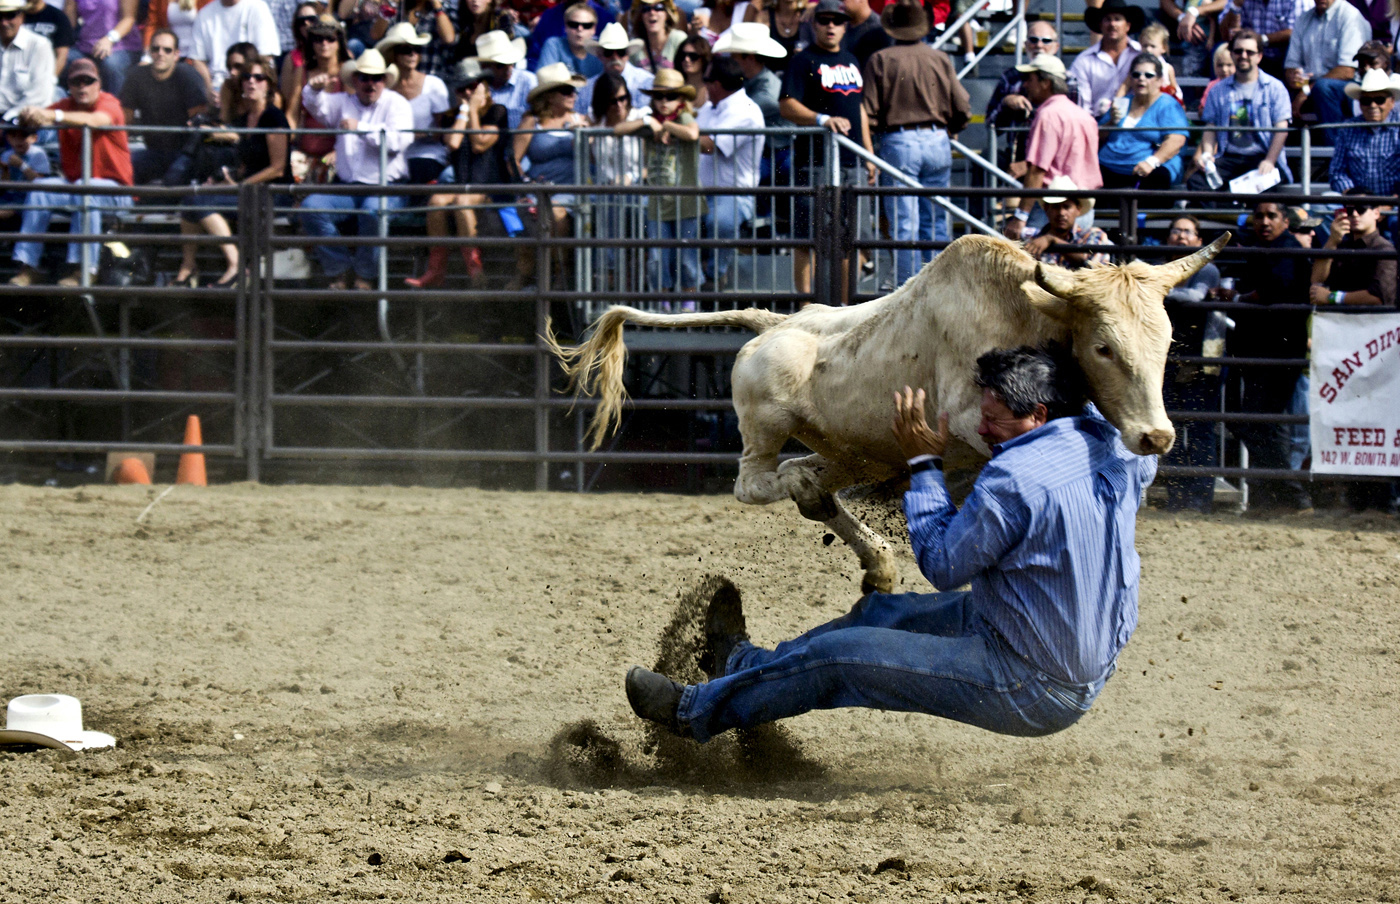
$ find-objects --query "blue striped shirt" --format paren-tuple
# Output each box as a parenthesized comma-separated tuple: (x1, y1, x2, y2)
(904, 407, 1157, 685)
(1328, 112, 1400, 195)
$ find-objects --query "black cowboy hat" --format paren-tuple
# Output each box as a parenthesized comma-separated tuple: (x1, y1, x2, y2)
(880, 0, 930, 41)
(1084, 0, 1146, 34)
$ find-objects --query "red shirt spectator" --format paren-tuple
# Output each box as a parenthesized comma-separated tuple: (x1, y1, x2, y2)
(53, 91, 133, 185)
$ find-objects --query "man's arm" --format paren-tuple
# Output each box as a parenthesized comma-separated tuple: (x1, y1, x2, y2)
(1259, 117, 1288, 174)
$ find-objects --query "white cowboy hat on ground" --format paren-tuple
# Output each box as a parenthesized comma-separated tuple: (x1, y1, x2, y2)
(529, 62, 588, 102)
(1040, 174, 1095, 214)
(589, 22, 632, 54)
(476, 30, 527, 66)
(1015, 52, 1067, 81)
(713, 22, 788, 57)
(1344, 68, 1400, 101)
(375, 22, 432, 56)
(0, 694, 115, 751)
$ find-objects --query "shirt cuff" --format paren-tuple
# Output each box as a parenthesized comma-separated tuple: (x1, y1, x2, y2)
(908, 454, 943, 473)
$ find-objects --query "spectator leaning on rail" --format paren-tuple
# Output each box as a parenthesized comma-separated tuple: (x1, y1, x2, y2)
(120, 28, 210, 184)
(1021, 175, 1113, 269)
(986, 21, 1058, 173)
(1003, 54, 1100, 243)
(863, 0, 969, 287)
(576, 22, 654, 114)
(476, 30, 535, 129)
(1187, 30, 1293, 193)
(189, 0, 282, 102)
(780, 0, 875, 300)
(625, 345, 1159, 743)
(8, 58, 132, 288)
(0, 0, 54, 122)
(1310, 187, 1396, 307)
(1096, 52, 1188, 189)
(1328, 69, 1400, 194)
(695, 54, 763, 290)
(715, 23, 788, 203)
(298, 47, 413, 290)
(1069, 0, 1143, 117)
(1283, 0, 1371, 142)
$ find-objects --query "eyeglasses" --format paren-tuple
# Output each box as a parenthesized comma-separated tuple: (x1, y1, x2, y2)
(0, 10, 22, 19)
(394, 45, 420, 54)
(1025, 35, 1055, 44)
(1230, 47, 1260, 56)
(642, 2, 668, 11)
(245, 72, 270, 82)
(295, 14, 319, 24)
(602, 47, 629, 57)
(1168, 227, 1197, 236)
(677, 51, 704, 61)
(312, 34, 338, 43)
(1358, 95, 1391, 106)
(359, 72, 387, 82)
(565, 18, 596, 28)
(554, 84, 577, 95)
(1344, 204, 1373, 214)
(149, 44, 177, 54)
(650, 92, 681, 100)
(68, 76, 97, 87)
(814, 14, 846, 25)
(1130, 70, 1157, 79)
(611, 93, 630, 105)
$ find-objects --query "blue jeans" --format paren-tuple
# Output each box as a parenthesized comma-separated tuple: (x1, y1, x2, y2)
(298, 190, 407, 279)
(702, 193, 754, 283)
(647, 214, 702, 291)
(879, 127, 951, 286)
(677, 590, 1107, 743)
(12, 177, 133, 270)
(1309, 77, 1352, 144)
(1287, 372, 1309, 470)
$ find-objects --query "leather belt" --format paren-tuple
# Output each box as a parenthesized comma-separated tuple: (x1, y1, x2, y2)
(889, 121, 940, 131)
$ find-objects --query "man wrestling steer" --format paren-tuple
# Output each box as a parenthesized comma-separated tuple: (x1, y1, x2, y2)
(626, 345, 1157, 741)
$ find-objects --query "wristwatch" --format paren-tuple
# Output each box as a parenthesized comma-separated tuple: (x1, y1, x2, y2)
(53, 109, 64, 123)
(106, 28, 122, 42)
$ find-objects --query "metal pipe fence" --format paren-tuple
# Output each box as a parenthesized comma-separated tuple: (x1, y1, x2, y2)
(1, 124, 1396, 501)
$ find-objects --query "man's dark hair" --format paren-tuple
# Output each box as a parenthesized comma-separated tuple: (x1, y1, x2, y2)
(704, 55, 744, 92)
(973, 345, 1086, 421)
(151, 27, 179, 49)
(1230, 29, 1261, 52)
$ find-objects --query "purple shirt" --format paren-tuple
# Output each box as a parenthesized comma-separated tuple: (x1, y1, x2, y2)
(73, 0, 143, 55)
(1347, 0, 1392, 43)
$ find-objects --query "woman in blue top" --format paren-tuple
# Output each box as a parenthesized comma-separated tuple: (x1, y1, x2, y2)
(1097, 54, 1188, 191)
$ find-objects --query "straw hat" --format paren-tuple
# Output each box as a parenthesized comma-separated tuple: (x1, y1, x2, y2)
(375, 22, 431, 56)
(1040, 175, 1094, 215)
(712, 22, 788, 57)
(529, 62, 588, 102)
(1015, 52, 1067, 80)
(342, 52, 400, 88)
(641, 67, 697, 99)
(0, 0, 27, 13)
(0, 695, 115, 752)
(879, 0, 930, 42)
(589, 21, 632, 54)
(1344, 68, 1400, 101)
(476, 29, 526, 66)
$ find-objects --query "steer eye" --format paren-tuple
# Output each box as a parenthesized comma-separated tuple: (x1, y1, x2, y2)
(1095, 345, 1113, 359)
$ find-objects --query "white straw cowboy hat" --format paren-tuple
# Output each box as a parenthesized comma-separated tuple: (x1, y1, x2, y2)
(0, 0, 27, 12)
(0, 695, 115, 752)
(1344, 68, 1400, 101)
(375, 22, 432, 56)
(1040, 175, 1095, 215)
(476, 29, 527, 66)
(342, 48, 399, 88)
(1015, 52, 1067, 81)
(529, 62, 588, 102)
(713, 22, 788, 57)
(589, 21, 632, 54)
(641, 67, 697, 99)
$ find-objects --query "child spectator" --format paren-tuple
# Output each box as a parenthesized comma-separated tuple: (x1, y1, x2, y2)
(0, 121, 49, 224)
(1114, 23, 1182, 102)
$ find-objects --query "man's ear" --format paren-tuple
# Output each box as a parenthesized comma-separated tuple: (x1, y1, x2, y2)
(1032, 403, 1049, 427)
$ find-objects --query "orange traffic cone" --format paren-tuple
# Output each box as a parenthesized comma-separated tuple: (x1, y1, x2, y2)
(175, 415, 207, 486)
(112, 457, 152, 485)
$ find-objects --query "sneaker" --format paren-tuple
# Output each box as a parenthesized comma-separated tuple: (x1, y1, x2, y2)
(8, 267, 41, 287)
(700, 578, 748, 680)
(624, 667, 688, 737)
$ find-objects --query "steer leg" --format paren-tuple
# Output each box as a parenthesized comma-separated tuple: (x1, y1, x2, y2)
(779, 456, 898, 595)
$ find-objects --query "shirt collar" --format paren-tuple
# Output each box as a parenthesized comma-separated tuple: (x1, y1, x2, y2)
(989, 405, 1114, 457)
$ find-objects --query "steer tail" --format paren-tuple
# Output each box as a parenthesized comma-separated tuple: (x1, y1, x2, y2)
(543, 305, 787, 449)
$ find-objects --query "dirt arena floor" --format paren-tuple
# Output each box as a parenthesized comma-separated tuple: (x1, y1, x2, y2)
(1, 483, 1398, 904)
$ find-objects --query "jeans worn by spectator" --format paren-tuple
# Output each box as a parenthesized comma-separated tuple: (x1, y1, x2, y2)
(1231, 368, 1312, 511)
(703, 194, 754, 285)
(676, 590, 1107, 743)
(879, 127, 951, 286)
(12, 178, 134, 272)
(1305, 78, 1354, 145)
(298, 191, 409, 280)
(647, 215, 702, 291)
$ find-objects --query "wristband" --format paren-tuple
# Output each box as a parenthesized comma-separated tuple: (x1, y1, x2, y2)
(106, 29, 122, 42)
(1145, 156, 1160, 169)
(1331, 290, 1344, 305)
(1013, 208, 1029, 221)
(53, 109, 64, 123)
(816, 113, 830, 127)
(458, 102, 471, 116)
(1260, 33, 1269, 46)
(908, 455, 943, 473)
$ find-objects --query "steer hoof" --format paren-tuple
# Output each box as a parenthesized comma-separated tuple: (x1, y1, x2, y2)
(791, 476, 840, 523)
(859, 565, 896, 596)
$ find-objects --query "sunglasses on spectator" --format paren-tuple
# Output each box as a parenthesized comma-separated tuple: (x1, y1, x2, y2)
(651, 92, 682, 101)
(245, 72, 270, 82)
(677, 51, 704, 61)
(1230, 47, 1259, 56)
(1168, 227, 1197, 236)
(641, 2, 668, 11)
(1358, 95, 1391, 106)
(0, 9, 22, 18)
(554, 84, 577, 95)
(603, 47, 629, 57)
(1130, 70, 1157, 79)
(68, 76, 98, 87)
(566, 18, 597, 28)
(359, 72, 387, 82)
(394, 45, 420, 54)
(1025, 35, 1054, 44)
(295, 14, 318, 24)
(1344, 204, 1373, 214)
(814, 14, 846, 25)
(312, 34, 339, 43)
(150, 44, 178, 54)
(611, 93, 630, 104)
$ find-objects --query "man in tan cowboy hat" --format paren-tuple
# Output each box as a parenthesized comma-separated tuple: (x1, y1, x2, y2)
(298, 47, 413, 290)
(1021, 174, 1112, 270)
(0, 0, 53, 121)
(1330, 69, 1400, 194)
(577, 21, 653, 113)
(864, 0, 970, 285)
(713, 23, 786, 137)
(476, 29, 534, 128)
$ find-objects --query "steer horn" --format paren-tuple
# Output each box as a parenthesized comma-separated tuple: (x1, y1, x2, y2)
(1157, 232, 1231, 286)
(1034, 262, 1079, 300)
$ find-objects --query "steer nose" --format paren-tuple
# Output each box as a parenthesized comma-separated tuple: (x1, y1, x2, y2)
(1138, 428, 1176, 456)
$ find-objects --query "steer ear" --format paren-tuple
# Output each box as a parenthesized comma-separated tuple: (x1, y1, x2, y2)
(1155, 232, 1231, 287)
(1034, 261, 1079, 299)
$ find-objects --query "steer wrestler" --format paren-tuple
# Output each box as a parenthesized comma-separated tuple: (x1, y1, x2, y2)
(625, 345, 1158, 740)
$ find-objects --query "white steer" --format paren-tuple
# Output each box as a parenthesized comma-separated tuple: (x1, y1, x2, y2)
(548, 233, 1227, 594)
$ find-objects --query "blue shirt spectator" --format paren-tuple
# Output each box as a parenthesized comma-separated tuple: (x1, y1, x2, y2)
(1097, 92, 1190, 182)
(1328, 73, 1400, 193)
(1199, 64, 1294, 182)
(905, 405, 1156, 685)
(537, 35, 605, 77)
(526, 0, 614, 69)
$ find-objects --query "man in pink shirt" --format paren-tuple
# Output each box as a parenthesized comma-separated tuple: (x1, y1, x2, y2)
(1003, 54, 1101, 242)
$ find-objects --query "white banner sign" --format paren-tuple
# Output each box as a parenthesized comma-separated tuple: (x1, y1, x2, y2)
(1310, 311, 1400, 475)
